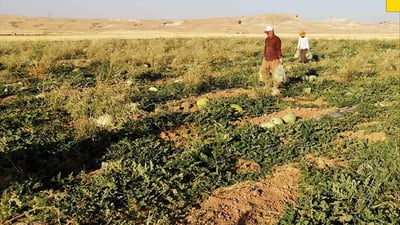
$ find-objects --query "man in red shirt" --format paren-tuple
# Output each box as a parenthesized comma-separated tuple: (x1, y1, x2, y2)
(259, 25, 285, 96)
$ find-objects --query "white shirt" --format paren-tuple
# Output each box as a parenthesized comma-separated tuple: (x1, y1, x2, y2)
(297, 36, 309, 50)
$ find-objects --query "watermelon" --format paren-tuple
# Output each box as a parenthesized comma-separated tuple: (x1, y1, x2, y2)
(271, 117, 284, 125)
(196, 97, 209, 108)
(282, 113, 297, 124)
(230, 104, 243, 113)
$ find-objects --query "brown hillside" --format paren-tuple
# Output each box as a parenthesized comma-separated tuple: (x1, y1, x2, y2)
(0, 13, 399, 40)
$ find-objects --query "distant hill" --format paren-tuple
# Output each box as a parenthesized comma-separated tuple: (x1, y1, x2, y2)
(0, 13, 398, 39)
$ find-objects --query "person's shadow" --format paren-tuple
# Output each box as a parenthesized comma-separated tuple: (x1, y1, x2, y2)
(0, 111, 189, 191)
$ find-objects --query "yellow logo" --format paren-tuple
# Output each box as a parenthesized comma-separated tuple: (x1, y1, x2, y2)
(387, 0, 400, 12)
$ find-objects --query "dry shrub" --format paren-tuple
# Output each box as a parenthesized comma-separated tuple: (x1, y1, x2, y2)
(183, 63, 213, 94)
(46, 81, 136, 136)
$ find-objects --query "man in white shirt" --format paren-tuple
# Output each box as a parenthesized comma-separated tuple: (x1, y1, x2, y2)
(297, 31, 310, 63)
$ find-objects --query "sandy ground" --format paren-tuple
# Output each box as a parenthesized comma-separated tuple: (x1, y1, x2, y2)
(1, 13, 399, 40)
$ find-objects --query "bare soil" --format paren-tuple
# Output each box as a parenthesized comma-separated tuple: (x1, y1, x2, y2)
(159, 124, 202, 147)
(183, 163, 301, 225)
(304, 154, 348, 169)
(166, 88, 257, 114)
(235, 159, 261, 174)
(183, 154, 350, 225)
(338, 130, 386, 142)
(0, 95, 17, 103)
(239, 106, 337, 126)
(1, 14, 399, 40)
(284, 96, 328, 106)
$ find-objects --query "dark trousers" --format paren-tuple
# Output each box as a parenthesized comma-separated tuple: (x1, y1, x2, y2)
(300, 49, 308, 63)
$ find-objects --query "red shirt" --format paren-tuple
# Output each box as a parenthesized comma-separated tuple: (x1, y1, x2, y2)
(264, 35, 282, 61)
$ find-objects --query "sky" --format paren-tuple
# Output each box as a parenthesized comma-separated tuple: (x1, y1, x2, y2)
(0, 0, 399, 23)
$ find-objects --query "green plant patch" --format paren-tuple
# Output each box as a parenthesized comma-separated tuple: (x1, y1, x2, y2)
(129, 82, 186, 112)
(0, 37, 399, 224)
(280, 138, 400, 224)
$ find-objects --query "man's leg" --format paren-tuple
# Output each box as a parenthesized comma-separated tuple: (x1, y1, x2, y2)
(300, 49, 307, 63)
(270, 59, 283, 89)
(270, 59, 284, 96)
(259, 59, 272, 86)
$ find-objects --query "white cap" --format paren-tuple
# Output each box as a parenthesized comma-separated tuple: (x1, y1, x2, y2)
(265, 25, 273, 31)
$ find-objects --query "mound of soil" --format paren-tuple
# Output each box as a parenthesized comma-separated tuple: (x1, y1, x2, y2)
(304, 154, 348, 169)
(183, 163, 301, 225)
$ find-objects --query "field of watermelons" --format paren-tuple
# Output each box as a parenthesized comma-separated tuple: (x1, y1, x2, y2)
(0, 37, 399, 224)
